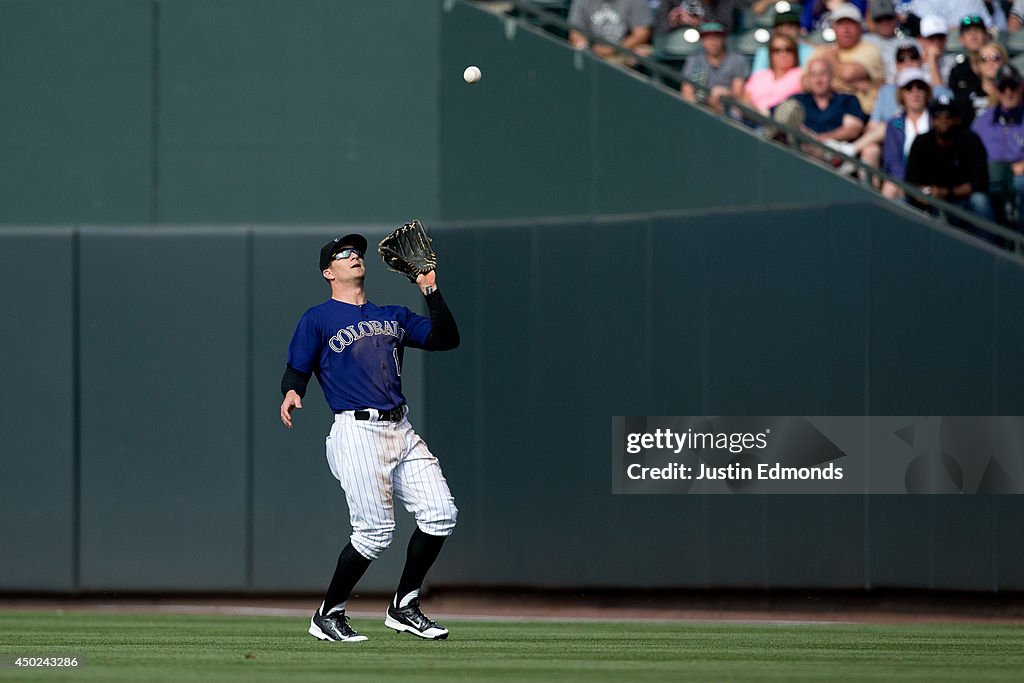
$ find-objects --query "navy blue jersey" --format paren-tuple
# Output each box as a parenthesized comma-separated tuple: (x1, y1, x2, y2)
(287, 299, 432, 412)
(791, 92, 866, 134)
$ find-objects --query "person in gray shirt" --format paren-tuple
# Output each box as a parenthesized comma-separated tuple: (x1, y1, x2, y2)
(681, 21, 751, 111)
(568, 0, 653, 59)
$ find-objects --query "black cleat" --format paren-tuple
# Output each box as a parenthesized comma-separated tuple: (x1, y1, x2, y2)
(309, 608, 368, 642)
(384, 598, 449, 640)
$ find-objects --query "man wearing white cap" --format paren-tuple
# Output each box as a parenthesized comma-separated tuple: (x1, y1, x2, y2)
(809, 4, 886, 114)
(918, 14, 955, 87)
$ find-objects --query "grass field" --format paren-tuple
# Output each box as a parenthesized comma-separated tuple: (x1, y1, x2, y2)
(1, 611, 1022, 682)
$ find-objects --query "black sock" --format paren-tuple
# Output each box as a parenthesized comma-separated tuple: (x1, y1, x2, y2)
(322, 543, 372, 615)
(394, 528, 446, 608)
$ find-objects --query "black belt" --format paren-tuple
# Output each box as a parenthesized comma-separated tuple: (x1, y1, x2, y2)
(353, 405, 405, 422)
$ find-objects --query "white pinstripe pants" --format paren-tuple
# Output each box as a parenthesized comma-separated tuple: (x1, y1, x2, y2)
(325, 411, 458, 560)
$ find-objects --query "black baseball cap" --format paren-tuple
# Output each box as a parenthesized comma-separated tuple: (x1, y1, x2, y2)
(872, 0, 895, 19)
(928, 94, 958, 116)
(773, 10, 801, 26)
(319, 233, 368, 272)
(959, 15, 985, 32)
(996, 64, 1023, 90)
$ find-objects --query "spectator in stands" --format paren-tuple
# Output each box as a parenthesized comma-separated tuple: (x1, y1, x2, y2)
(808, 4, 886, 115)
(902, 0, 1002, 31)
(901, 0, 995, 27)
(880, 67, 933, 198)
(948, 15, 990, 117)
(872, 41, 952, 123)
(970, 64, 1024, 228)
(953, 39, 1009, 125)
(863, 0, 901, 83)
(917, 14, 954, 88)
(681, 21, 751, 111)
(801, 0, 868, 31)
(983, 0, 1009, 31)
(653, 0, 708, 40)
(788, 56, 868, 143)
(750, 10, 816, 72)
(905, 95, 993, 222)
(568, 0, 653, 59)
(749, 0, 778, 22)
(713, 0, 757, 33)
(742, 34, 805, 114)
(1011, 0, 1024, 31)
(659, 0, 749, 33)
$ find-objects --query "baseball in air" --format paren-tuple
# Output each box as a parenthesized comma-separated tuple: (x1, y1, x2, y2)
(463, 65, 482, 84)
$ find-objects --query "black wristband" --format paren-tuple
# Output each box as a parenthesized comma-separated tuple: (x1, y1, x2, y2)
(281, 365, 311, 398)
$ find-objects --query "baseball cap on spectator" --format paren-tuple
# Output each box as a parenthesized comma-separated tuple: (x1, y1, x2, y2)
(919, 15, 947, 38)
(699, 21, 726, 34)
(896, 67, 929, 88)
(928, 94, 957, 115)
(996, 64, 1023, 90)
(773, 10, 802, 26)
(319, 234, 368, 272)
(959, 15, 986, 32)
(872, 0, 896, 19)
(830, 4, 864, 24)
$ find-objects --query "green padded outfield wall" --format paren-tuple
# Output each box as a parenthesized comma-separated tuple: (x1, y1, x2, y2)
(0, 228, 76, 590)
(3, 209, 1024, 592)
(0, 0, 441, 224)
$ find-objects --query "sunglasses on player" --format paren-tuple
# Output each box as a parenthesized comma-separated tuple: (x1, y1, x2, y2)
(332, 248, 364, 261)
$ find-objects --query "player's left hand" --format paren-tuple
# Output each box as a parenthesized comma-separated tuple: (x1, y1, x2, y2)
(416, 269, 436, 294)
(280, 390, 303, 429)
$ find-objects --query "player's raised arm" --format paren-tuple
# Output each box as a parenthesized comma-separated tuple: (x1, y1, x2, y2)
(419, 279, 459, 351)
(379, 221, 459, 352)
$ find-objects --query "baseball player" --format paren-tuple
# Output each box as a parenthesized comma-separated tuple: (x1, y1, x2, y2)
(280, 232, 460, 642)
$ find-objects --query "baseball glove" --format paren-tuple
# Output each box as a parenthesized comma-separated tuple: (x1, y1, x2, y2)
(378, 219, 438, 283)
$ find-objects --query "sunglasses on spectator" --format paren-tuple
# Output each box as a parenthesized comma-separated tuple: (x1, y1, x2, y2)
(980, 53, 1003, 62)
(896, 52, 919, 63)
(770, 46, 796, 53)
(903, 82, 929, 92)
(331, 248, 364, 261)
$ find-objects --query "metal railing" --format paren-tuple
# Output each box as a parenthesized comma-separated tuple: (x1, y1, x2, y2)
(719, 95, 1024, 252)
(485, 0, 1024, 255)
